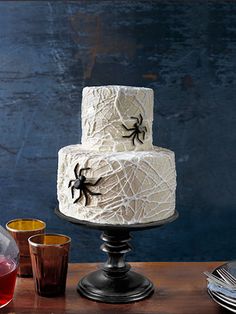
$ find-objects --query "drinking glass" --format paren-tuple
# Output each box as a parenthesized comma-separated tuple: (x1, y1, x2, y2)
(6, 218, 46, 277)
(29, 233, 71, 297)
(0, 225, 19, 308)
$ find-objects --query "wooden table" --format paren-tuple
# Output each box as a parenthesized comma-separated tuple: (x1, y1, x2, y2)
(3, 262, 227, 314)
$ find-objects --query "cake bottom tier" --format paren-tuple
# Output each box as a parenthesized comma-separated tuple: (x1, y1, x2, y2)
(57, 145, 176, 225)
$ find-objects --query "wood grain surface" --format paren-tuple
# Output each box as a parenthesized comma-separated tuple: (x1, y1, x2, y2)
(2, 262, 226, 314)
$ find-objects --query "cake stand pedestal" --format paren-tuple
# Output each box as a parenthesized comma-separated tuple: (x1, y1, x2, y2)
(55, 208, 178, 304)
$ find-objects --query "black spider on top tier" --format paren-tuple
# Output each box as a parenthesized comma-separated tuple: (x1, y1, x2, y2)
(68, 164, 102, 206)
(122, 113, 147, 146)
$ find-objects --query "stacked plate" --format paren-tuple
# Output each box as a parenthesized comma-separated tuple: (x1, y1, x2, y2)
(207, 261, 236, 313)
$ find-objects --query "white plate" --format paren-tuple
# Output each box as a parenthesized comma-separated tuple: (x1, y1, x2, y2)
(208, 289, 236, 313)
(211, 289, 236, 307)
(207, 261, 236, 313)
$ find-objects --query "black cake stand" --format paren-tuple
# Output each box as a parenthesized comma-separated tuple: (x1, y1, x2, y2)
(55, 208, 178, 304)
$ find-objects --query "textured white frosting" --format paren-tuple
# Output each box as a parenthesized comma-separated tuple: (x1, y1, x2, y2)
(57, 145, 176, 225)
(81, 86, 153, 152)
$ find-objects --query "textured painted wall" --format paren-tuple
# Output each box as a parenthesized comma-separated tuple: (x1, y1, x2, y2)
(0, 1, 235, 262)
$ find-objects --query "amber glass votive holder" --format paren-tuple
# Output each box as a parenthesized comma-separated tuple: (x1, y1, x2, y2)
(6, 218, 46, 277)
(28, 233, 71, 297)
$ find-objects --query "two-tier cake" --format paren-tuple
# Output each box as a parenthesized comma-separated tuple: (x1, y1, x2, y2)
(57, 86, 176, 225)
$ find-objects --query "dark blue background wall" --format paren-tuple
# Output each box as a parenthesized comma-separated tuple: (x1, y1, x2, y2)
(0, 1, 235, 262)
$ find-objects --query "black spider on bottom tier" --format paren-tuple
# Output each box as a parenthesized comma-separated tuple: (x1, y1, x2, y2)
(68, 164, 102, 206)
(122, 113, 147, 146)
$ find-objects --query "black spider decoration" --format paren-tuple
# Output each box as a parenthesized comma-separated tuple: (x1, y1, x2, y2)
(68, 164, 102, 206)
(122, 113, 147, 146)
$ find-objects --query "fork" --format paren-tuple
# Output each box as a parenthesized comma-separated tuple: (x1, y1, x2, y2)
(217, 268, 236, 286)
(204, 271, 236, 290)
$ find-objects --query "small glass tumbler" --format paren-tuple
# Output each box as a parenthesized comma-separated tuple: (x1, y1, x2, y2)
(28, 233, 71, 297)
(6, 218, 46, 277)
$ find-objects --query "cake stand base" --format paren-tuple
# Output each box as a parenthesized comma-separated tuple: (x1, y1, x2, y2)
(78, 229, 154, 303)
(55, 208, 178, 303)
(78, 270, 153, 303)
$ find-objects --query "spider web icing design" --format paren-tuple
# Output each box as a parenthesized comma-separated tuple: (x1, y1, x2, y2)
(58, 145, 176, 225)
(81, 86, 153, 152)
(58, 86, 177, 225)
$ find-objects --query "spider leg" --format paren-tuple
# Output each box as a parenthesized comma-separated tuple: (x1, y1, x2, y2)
(122, 131, 136, 138)
(122, 124, 135, 131)
(73, 190, 82, 204)
(74, 164, 79, 179)
(79, 167, 91, 176)
(142, 130, 145, 140)
(131, 116, 139, 125)
(136, 133, 144, 144)
(144, 126, 147, 132)
(139, 114, 143, 125)
(86, 177, 102, 186)
(83, 190, 89, 206)
(85, 186, 101, 196)
(132, 133, 137, 146)
(68, 180, 75, 188)
(71, 186, 75, 199)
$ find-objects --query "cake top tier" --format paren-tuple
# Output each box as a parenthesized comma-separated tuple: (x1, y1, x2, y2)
(81, 85, 154, 152)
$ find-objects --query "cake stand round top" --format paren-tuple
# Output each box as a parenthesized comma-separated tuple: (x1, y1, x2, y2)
(55, 207, 178, 231)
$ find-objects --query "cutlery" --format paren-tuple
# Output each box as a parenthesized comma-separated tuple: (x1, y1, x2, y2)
(217, 268, 236, 286)
(204, 271, 236, 290)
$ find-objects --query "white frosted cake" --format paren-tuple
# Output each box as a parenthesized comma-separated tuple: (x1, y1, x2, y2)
(57, 86, 176, 225)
